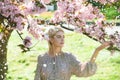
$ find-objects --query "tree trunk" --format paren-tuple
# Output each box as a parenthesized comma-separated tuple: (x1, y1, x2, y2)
(0, 29, 13, 80)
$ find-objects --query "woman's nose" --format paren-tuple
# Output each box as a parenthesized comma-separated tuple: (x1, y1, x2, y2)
(61, 37, 64, 42)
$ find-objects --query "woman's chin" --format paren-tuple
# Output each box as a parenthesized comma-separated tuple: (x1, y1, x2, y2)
(58, 44, 64, 47)
(60, 44, 64, 47)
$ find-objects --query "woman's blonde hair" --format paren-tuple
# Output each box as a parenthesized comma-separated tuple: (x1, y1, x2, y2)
(45, 26, 64, 38)
(45, 26, 64, 55)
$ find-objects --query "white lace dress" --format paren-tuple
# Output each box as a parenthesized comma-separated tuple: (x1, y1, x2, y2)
(34, 52, 97, 80)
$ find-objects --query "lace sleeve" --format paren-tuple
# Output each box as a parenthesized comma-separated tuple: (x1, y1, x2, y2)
(69, 53, 97, 77)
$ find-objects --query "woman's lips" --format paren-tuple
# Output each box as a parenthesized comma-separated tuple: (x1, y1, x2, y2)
(61, 42, 64, 44)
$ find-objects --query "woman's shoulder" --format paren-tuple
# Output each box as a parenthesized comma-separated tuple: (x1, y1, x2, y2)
(64, 52, 79, 60)
(64, 52, 74, 56)
(63, 52, 76, 58)
(37, 52, 48, 60)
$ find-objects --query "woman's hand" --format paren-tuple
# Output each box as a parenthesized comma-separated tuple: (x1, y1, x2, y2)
(90, 41, 111, 63)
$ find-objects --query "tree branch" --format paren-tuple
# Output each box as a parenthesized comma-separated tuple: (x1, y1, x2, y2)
(16, 30, 24, 40)
(59, 23, 120, 52)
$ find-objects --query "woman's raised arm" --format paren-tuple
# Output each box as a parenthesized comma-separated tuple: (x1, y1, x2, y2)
(90, 41, 111, 63)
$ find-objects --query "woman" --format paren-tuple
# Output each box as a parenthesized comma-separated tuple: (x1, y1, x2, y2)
(34, 26, 100, 80)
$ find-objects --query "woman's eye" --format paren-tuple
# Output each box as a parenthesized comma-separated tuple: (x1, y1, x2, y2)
(55, 35, 64, 38)
(56, 35, 61, 38)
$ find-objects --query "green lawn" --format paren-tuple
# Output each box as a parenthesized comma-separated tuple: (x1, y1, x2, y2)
(7, 30, 120, 80)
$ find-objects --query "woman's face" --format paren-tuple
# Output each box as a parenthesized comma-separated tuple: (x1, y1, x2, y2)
(51, 31, 64, 47)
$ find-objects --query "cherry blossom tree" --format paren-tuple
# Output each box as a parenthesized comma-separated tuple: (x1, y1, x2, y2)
(0, 0, 120, 79)
(0, 0, 46, 79)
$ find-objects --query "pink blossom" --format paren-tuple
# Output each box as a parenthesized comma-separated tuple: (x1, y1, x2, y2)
(43, 34, 49, 41)
(41, 0, 51, 4)
(98, 13, 105, 18)
(74, 27, 83, 33)
(57, 1, 68, 12)
(22, 1, 46, 15)
(16, 22, 24, 31)
(51, 10, 64, 23)
(23, 36, 32, 48)
(28, 25, 44, 40)
(85, 25, 94, 34)
(95, 18, 104, 27)
(76, 20, 86, 27)
(110, 0, 118, 2)
(88, 14, 96, 20)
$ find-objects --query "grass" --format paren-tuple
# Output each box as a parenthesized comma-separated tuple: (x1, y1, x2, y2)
(7, 30, 120, 80)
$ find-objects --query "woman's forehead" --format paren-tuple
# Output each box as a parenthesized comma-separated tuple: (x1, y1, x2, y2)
(55, 31, 64, 35)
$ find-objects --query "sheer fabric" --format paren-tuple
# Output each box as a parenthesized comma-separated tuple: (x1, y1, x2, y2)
(34, 53, 97, 80)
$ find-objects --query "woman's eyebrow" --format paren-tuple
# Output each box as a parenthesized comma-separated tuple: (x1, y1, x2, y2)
(56, 35, 64, 36)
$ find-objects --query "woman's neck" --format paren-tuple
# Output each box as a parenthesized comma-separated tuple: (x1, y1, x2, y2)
(48, 46, 62, 57)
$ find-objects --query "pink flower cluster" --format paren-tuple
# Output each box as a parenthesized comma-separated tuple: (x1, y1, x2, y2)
(28, 19, 51, 41)
(21, 0, 46, 15)
(52, 0, 104, 26)
(0, 0, 46, 31)
(0, 1, 26, 31)
(28, 19, 45, 40)
(41, 0, 51, 5)
(23, 36, 32, 48)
